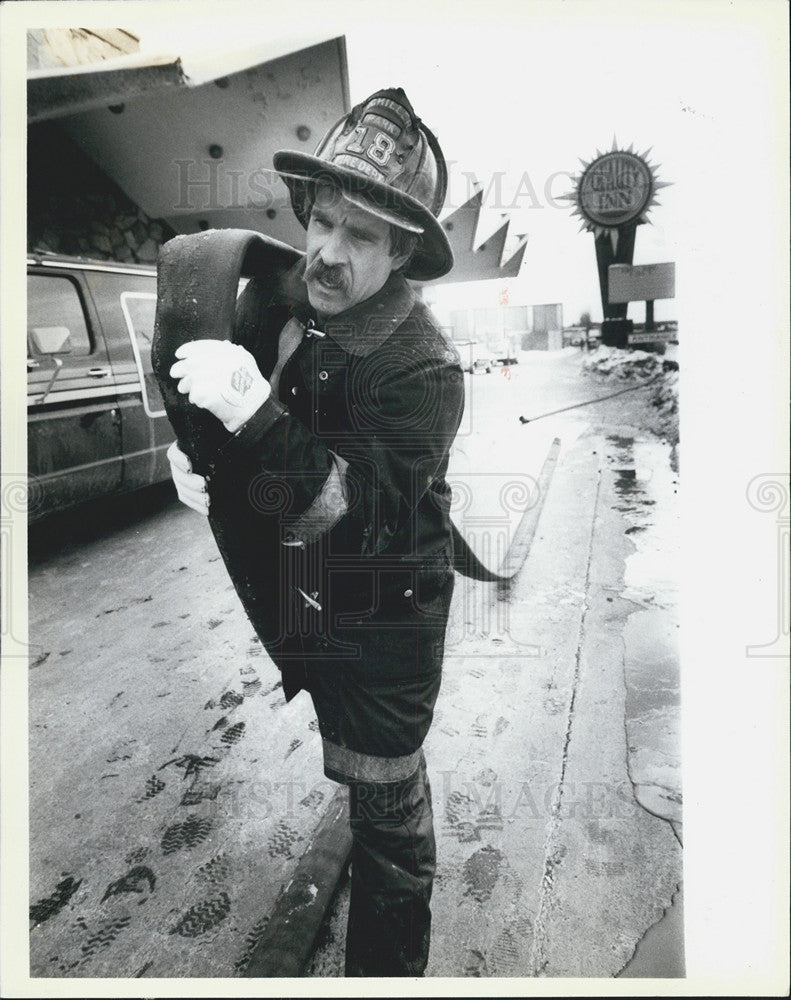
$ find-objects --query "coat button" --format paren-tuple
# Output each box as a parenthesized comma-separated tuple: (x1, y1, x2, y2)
(404, 589, 413, 598)
(318, 370, 328, 381)
(291, 386, 298, 395)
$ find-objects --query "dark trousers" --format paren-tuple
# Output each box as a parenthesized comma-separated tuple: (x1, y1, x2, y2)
(300, 568, 454, 976)
(345, 752, 435, 976)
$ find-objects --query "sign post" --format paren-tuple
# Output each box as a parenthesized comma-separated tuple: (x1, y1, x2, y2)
(562, 141, 671, 348)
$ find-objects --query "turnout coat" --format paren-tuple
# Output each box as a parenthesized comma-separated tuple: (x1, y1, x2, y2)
(206, 261, 465, 782)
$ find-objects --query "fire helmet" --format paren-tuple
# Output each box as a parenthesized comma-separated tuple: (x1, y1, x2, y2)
(273, 87, 453, 281)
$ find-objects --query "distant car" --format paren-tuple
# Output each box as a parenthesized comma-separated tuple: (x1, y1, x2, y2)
(472, 357, 493, 374)
(581, 329, 601, 350)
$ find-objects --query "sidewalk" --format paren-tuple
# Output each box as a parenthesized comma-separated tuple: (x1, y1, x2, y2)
(307, 421, 683, 977)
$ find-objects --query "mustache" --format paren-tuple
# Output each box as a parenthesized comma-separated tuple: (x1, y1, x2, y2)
(305, 256, 349, 293)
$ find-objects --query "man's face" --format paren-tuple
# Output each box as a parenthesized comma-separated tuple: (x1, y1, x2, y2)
(304, 183, 408, 318)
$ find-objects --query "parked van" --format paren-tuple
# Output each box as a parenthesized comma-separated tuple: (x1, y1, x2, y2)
(27, 252, 176, 521)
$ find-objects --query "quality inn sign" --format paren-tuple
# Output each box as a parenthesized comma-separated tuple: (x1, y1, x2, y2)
(560, 139, 673, 346)
(579, 151, 654, 227)
(563, 138, 670, 244)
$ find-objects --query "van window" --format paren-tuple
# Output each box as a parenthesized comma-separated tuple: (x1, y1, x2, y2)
(120, 292, 165, 417)
(27, 274, 91, 357)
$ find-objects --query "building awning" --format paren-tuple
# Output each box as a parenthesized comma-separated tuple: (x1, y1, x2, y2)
(28, 36, 527, 285)
(29, 37, 350, 249)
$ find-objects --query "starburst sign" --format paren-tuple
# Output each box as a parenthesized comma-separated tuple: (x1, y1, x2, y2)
(560, 137, 671, 253)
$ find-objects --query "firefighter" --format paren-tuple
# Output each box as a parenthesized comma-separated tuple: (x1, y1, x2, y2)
(167, 88, 462, 976)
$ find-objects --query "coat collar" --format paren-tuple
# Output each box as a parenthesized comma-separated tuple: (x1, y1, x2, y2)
(286, 260, 416, 358)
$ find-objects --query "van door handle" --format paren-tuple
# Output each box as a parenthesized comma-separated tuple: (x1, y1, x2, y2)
(27, 358, 40, 370)
(88, 367, 111, 378)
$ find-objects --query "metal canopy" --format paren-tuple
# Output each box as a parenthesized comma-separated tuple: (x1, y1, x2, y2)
(34, 37, 350, 249)
(28, 53, 186, 123)
(423, 189, 528, 287)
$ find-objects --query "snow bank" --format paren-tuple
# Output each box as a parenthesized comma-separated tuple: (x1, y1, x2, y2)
(582, 345, 664, 379)
(582, 346, 679, 446)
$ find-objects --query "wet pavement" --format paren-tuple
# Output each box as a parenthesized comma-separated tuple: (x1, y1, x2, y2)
(25, 348, 683, 980)
(27, 487, 331, 977)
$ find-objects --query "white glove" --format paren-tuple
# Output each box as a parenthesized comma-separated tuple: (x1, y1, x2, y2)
(167, 440, 209, 516)
(169, 340, 271, 433)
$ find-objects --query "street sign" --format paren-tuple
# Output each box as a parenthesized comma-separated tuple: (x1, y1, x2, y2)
(609, 262, 675, 303)
(628, 331, 670, 344)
